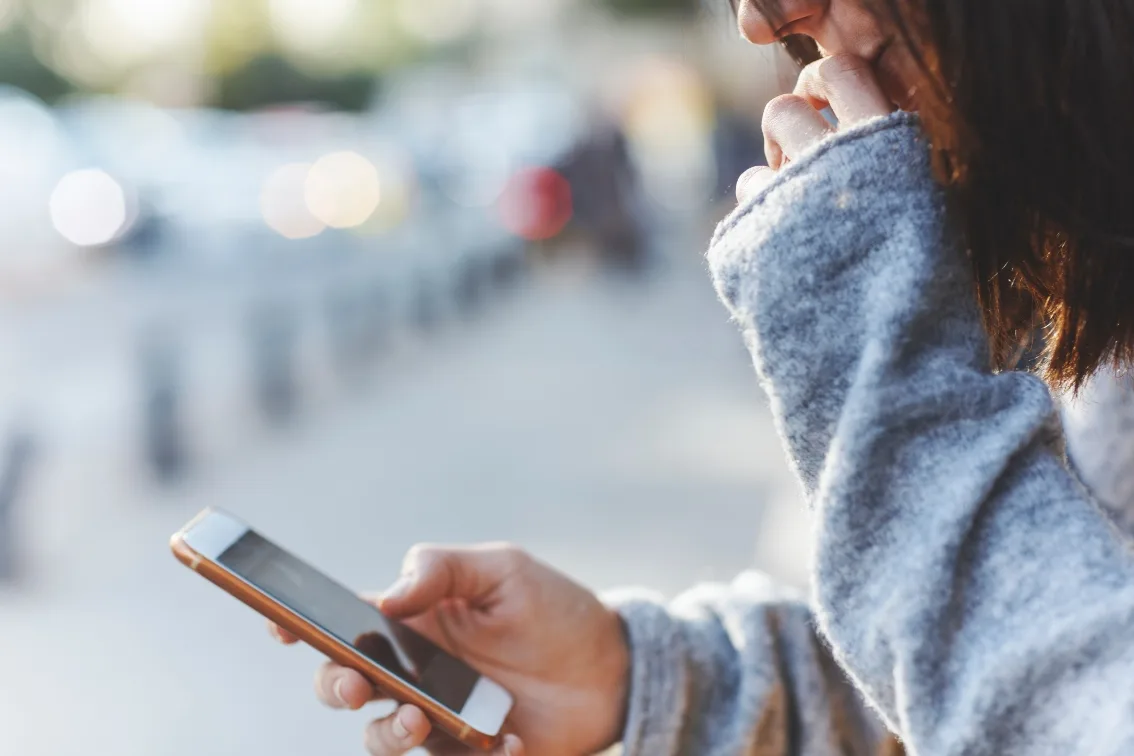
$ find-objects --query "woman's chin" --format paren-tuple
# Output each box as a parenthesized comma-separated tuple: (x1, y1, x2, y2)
(874, 54, 918, 111)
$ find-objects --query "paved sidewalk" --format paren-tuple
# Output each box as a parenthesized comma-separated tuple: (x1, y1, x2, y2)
(0, 249, 810, 756)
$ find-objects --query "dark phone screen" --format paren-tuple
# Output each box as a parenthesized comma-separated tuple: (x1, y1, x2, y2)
(217, 530, 479, 713)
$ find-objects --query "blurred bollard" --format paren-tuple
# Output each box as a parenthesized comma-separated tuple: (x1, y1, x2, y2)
(324, 286, 360, 377)
(248, 300, 300, 426)
(324, 282, 387, 381)
(361, 280, 389, 358)
(408, 273, 443, 335)
(453, 254, 489, 319)
(490, 242, 527, 290)
(119, 201, 166, 262)
(139, 331, 188, 483)
(0, 429, 34, 583)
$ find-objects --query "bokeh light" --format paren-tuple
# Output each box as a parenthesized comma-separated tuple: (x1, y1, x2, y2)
(354, 152, 416, 235)
(269, 0, 358, 54)
(394, 0, 479, 45)
(0, 0, 18, 33)
(261, 163, 326, 240)
(49, 169, 132, 247)
(81, 0, 212, 66)
(304, 151, 381, 230)
(621, 57, 717, 211)
(497, 167, 572, 242)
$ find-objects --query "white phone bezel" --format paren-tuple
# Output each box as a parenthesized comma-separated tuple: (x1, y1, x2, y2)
(458, 676, 513, 737)
(181, 508, 249, 560)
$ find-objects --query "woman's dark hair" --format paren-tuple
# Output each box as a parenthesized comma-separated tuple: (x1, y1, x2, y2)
(739, 0, 1134, 390)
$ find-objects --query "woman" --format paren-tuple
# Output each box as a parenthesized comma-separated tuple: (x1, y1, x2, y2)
(271, 0, 1134, 753)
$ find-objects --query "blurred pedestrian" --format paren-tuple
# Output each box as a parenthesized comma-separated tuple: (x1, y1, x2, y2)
(559, 121, 648, 274)
(0, 428, 34, 582)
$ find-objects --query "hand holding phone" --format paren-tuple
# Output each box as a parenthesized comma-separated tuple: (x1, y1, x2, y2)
(271, 544, 633, 756)
(172, 509, 512, 750)
(172, 509, 631, 756)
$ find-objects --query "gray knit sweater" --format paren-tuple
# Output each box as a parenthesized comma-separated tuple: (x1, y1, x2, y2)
(608, 112, 1134, 756)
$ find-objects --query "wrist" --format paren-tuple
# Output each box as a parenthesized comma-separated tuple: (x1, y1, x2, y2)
(599, 590, 690, 755)
(594, 607, 632, 751)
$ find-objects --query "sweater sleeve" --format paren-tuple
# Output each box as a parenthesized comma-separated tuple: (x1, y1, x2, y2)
(604, 573, 893, 756)
(706, 111, 1134, 755)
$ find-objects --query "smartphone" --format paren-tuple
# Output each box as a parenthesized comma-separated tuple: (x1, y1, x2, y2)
(170, 508, 513, 750)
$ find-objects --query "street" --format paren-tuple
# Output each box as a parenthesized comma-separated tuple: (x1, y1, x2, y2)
(0, 243, 810, 756)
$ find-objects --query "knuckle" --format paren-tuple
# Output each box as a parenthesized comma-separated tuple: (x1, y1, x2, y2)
(817, 53, 868, 80)
(402, 543, 440, 573)
(737, 166, 772, 200)
(762, 94, 809, 136)
(797, 58, 824, 83)
(314, 665, 333, 703)
(488, 542, 530, 570)
(763, 93, 808, 122)
(363, 723, 387, 755)
(315, 662, 352, 707)
(738, 165, 761, 182)
(364, 720, 402, 755)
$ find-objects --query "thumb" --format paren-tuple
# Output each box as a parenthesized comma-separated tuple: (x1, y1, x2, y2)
(378, 543, 525, 618)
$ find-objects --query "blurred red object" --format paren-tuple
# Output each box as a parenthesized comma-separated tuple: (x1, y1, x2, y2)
(497, 167, 573, 241)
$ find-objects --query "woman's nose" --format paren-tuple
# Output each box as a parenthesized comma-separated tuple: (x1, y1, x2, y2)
(737, 0, 825, 45)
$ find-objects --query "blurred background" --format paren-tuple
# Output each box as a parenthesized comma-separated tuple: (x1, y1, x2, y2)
(0, 0, 811, 753)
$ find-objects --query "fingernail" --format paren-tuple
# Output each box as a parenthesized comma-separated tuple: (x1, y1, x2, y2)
(392, 710, 411, 740)
(504, 734, 521, 756)
(332, 677, 349, 708)
(382, 574, 414, 601)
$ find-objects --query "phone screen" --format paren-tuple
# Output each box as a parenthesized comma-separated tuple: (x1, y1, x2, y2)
(216, 530, 480, 714)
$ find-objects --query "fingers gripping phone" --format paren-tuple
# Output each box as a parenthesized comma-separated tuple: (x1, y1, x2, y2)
(171, 508, 513, 750)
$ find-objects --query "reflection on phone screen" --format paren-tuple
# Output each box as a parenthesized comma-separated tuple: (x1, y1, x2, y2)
(217, 531, 479, 712)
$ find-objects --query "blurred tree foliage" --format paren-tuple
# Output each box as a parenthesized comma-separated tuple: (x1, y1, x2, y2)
(0, 26, 73, 103)
(214, 54, 377, 112)
(0, 0, 469, 110)
(597, 0, 701, 15)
